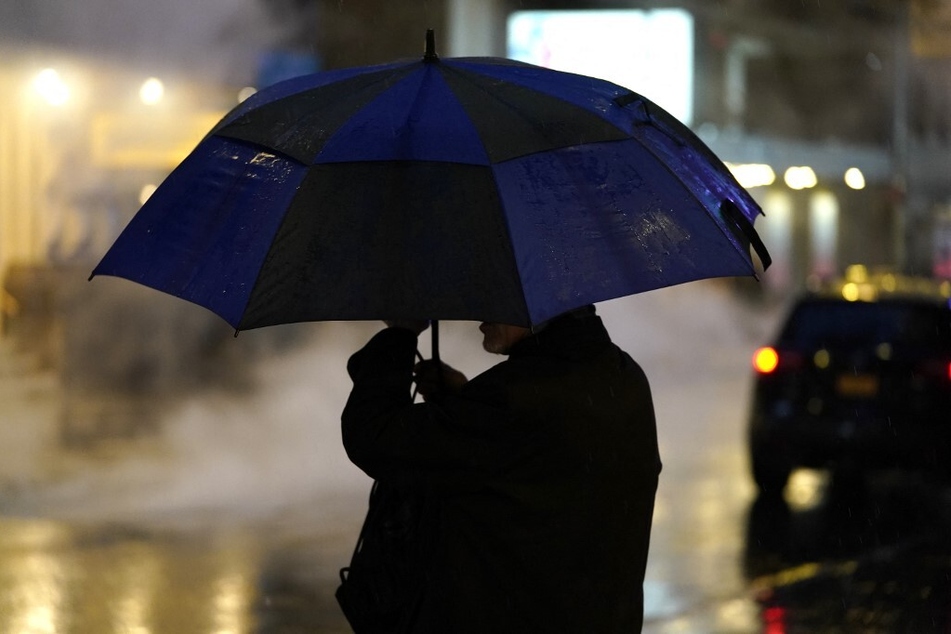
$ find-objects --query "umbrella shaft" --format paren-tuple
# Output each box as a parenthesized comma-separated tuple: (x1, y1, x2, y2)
(431, 320, 440, 364)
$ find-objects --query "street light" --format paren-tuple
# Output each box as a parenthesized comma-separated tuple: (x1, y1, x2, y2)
(237, 86, 257, 103)
(784, 166, 818, 190)
(725, 162, 776, 189)
(33, 68, 70, 106)
(139, 77, 164, 106)
(139, 184, 158, 205)
(844, 167, 866, 190)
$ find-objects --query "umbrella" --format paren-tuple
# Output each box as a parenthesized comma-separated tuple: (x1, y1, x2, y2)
(91, 30, 769, 355)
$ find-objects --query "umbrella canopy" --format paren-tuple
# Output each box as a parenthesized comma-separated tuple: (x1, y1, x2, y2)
(91, 31, 769, 332)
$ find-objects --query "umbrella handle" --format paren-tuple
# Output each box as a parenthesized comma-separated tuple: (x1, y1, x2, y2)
(411, 320, 440, 404)
(430, 320, 440, 364)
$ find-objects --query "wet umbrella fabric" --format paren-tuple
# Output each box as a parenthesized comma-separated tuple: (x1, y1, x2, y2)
(91, 44, 770, 332)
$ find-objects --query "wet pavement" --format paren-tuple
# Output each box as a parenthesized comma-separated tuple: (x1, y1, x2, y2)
(0, 510, 365, 633)
(745, 472, 951, 633)
(6, 286, 948, 632)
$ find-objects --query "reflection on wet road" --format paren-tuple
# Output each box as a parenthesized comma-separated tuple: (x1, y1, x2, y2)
(746, 471, 951, 632)
(638, 354, 762, 633)
(1, 518, 254, 633)
(0, 514, 361, 633)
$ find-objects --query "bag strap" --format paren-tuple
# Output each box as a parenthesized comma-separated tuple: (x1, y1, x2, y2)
(339, 479, 381, 583)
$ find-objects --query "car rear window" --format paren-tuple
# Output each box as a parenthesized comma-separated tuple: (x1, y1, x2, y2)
(779, 299, 951, 350)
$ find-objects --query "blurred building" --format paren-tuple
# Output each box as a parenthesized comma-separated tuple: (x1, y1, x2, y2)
(0, 1, 311, 442)
(0, 1, 272, 333)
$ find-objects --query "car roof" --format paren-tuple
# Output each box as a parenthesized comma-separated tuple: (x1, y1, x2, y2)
(802, 265, 951, 307)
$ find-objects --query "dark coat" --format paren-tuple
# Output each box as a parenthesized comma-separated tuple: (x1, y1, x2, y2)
(342, 312, 661, 633)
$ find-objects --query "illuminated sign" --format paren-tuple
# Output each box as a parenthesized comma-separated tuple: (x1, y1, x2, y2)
(507, 9, 694, 125)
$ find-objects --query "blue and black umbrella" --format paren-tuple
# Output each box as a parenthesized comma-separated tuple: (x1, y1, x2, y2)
(92, 31, 769, 343)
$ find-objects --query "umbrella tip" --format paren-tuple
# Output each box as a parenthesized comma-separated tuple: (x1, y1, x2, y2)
(424, 28, 438, 62)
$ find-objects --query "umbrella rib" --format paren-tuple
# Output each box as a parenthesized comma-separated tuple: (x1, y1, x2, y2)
(438, 64, 628, 162)
(489, 172, 536, 326)
(418, 64, 534, 323)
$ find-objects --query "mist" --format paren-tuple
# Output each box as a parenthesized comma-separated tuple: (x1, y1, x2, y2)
(0, 280, 777, 530)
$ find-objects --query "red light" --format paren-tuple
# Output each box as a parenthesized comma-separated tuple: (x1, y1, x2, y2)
(914, 359, 951, 380)
(763, 605, 787, 634)
(753, 347, 780, 374)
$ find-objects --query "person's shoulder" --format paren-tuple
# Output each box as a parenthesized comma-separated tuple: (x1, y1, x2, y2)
(610, 345, 651, 383)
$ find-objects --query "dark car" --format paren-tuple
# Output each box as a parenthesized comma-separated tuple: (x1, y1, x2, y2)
(748, 268, 951, 494)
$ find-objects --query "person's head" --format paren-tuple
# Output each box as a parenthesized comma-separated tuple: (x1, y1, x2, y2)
(479, 322, 531, 354)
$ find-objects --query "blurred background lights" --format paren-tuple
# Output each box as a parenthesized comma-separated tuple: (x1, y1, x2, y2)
(237, 86, 258, 103)
(844, 167, 866, 190)
(33, 68, 70, 106)
(784, 166, 818, 190)
(785, 469, 829, 510)
(726, 162, 776, 189)
(752, 347, 779, 373)
(842, 282, 861, 301)
(138, 184, 158, 206)
(139, 77, 164, 105)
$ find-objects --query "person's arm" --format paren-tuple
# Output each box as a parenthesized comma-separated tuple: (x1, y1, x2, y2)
(342, 327, 418, 477)
(341, 329, 525, 488)
(413, 359, 468, 402)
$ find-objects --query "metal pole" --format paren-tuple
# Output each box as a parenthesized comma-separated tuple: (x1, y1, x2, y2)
(892, 4, 911, 272)
(446, 0, 505, 57)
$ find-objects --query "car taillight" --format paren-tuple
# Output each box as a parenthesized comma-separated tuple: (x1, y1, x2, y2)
(753, 347, 780, 374)
(763, 605, 788, 634)
(753, 347, 805, 374)
(913, 359, 951, 381)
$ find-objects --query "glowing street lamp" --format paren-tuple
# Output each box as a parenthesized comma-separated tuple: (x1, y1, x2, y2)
(139, 184, 158, 205)
(139, 77, 164, 105)
(33, 68, 70, 106)
(726, 162, 776, 189)
(784, 166, 817, 190)
(237, 86, 258, 103)
(844, 167, 866, 190)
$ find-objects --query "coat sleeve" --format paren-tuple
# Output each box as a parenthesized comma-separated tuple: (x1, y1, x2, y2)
(341, 328, 525, 488)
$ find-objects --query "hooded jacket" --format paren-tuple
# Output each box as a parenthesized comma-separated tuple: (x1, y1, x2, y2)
(342, 311, 661, 633)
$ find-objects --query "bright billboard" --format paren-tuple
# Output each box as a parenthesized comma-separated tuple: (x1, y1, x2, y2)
(507, 9, 694, 125)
